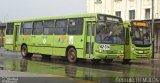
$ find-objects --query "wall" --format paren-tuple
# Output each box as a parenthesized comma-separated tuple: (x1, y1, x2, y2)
(87, 0, 160, 21)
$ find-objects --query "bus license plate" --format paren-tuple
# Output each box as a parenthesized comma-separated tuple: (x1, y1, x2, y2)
(99, 44, 110, 50)
(138, 51, 143, 53)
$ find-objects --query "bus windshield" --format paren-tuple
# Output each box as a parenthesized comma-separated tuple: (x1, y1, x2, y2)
(131, 26, 151, 47)
(96, 21, 124, 44)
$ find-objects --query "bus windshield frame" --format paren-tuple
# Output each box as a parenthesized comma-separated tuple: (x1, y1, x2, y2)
(131, 22, 152, 47)
(95, 15, 124, 44)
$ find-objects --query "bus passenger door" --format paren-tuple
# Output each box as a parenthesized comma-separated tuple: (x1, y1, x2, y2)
(86, 22, 96, 59)
(13, 23, 20, 51)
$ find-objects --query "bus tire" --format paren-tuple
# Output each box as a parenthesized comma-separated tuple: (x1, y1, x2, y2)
(67, 48, 77, 63)
(122, 59, 131, 64)
(21, 45, 33, 58)
(104, 59, 113, 64)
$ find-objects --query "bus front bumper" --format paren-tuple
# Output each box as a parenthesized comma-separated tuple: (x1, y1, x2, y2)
(131, 52, 152, 59)
(94, 52, 124, 59)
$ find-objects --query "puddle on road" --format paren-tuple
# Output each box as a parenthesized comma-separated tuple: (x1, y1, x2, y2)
(1, 55, 160, 83)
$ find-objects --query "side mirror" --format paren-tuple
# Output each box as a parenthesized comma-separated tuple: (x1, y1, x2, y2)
(130, 32, 133, 36)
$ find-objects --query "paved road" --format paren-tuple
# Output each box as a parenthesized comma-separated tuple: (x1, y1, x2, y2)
(0, 48, 160, 83)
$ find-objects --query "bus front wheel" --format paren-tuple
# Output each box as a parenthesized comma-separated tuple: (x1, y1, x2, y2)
(21, 45, 33, 58)
(67, 48, 77, 63)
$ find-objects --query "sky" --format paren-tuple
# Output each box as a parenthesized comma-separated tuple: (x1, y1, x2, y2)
(0, 0, 86, 22)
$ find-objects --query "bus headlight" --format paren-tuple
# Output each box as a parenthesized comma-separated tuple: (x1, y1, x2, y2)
(131, 47, 135, 51)
(96, 49, 102, 53)
(99, 49, 102, 53)
(120, 50, 123, 53)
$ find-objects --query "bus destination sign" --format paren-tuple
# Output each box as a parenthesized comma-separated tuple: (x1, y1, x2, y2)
(132, 22, 148, 27)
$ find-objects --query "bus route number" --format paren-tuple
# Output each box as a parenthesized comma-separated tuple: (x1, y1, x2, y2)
(99, 44, 110, 50)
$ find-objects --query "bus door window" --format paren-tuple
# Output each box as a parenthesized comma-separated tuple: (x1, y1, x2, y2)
(6, 23, 14, 35)
(15, 25, 20, 41)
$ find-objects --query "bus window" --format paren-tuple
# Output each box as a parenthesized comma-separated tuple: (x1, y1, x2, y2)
(22, 22, 33, 35)
(6, 23, 14, 35)
(33, 21, 43, 35)
(68, 18, 83, 35)
(76, 18, 84, 34)
(43, 20, 55, 35)
(87, 24, 91, 36)
(54, 19, 67, 35)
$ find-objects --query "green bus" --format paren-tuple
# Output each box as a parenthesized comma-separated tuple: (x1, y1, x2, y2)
(4, 13, 124, 63)
(123, 21, 152, 63)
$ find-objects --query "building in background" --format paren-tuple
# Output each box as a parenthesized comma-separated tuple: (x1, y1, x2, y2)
(87, 0, 160, 57)
(87, 0, 160, 20)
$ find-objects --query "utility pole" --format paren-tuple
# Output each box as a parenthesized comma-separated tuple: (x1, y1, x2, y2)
(152, 0, 155, 59)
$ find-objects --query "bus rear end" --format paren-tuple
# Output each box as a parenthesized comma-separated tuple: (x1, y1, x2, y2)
(93, 14, 124, 63)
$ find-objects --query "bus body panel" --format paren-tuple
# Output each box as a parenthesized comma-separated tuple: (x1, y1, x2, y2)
(37, 35, 53, 55)
(4, 35, 14, 51)
(20, 35, 33, 52)
(94, 44, 124, 59)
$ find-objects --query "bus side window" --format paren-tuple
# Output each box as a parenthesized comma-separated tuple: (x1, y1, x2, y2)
(33, 21, 43, 35)
(43, 20, 55, 35)
(68, 18, 83, 35)
(22, 22, 33, 35)
(54, 19, 67, 35)
(6, 23, 14, 35)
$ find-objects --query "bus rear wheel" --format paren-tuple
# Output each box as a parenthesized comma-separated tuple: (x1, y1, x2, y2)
(67, 48, 77, 63)
(21, 45, 33, 58)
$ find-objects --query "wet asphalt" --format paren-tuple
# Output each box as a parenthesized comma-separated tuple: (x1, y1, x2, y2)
(0, 48, 160, 83)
